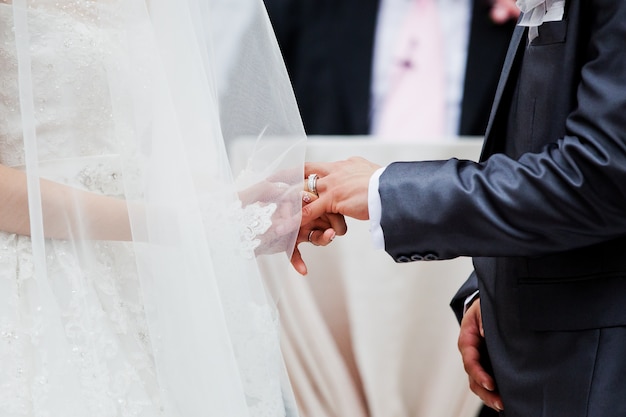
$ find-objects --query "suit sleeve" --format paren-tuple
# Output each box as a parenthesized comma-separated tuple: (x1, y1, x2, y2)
(379, 1, 626, 262)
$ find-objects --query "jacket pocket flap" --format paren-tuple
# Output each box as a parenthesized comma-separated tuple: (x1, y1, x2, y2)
(518, 275, 626, 331)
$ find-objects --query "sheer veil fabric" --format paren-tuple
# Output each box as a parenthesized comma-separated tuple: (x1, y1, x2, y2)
(1, 0, 305, 416)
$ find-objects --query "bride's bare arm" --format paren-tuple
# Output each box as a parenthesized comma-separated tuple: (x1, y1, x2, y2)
(0, 164, 132, 241)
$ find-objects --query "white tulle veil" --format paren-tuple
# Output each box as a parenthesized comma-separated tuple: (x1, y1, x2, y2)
(2, 0, 304, 415)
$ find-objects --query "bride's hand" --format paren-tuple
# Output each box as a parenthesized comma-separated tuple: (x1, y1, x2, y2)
(237, 180, 302, 256)
(290, 190, 347, 276)
(236, 179, 346, 274)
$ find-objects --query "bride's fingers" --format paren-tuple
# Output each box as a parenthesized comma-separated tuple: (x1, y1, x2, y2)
(296, 215, 337, 241)
(301, 191, 347, 236)
(318, 228, 337, 245)
(301, 190, 318, 206)
(298, 189, 343, 246)
(296, 227, 314, 245)
(301, 228, 336, 247)
(301, 196, 331, 227)
(275, 210, 304, 237)
(325, 212, 347, 236)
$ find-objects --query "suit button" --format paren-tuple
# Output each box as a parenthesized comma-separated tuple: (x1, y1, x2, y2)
(423, 253, 439, 261)
(397, 256, 411, 263)
(410, 254, 423, 261)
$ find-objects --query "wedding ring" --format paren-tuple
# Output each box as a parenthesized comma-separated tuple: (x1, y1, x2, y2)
(307, 173, 319, 196)
(307, 229, 316, 244)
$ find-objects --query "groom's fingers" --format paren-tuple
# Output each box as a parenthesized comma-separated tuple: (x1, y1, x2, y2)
(459, 301, 503, 411)
(305, 161, 332, 178)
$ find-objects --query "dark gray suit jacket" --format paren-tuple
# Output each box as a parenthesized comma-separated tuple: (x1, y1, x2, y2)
(264, 0, 515, 136)
(379, 1, 626, 415)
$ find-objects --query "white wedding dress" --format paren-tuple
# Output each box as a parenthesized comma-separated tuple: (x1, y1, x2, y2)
(0, 1, 304, 416)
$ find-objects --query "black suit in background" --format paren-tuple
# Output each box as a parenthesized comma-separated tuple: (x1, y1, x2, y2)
(264, 0, 515, 136)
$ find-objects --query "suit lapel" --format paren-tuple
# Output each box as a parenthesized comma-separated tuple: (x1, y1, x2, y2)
(480, 25, 526, 160)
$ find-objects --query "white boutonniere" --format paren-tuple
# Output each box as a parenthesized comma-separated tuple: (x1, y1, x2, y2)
(516, 0, 565, 41)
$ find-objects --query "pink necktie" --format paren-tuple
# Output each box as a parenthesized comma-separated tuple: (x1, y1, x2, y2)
(376, 0, 445, 141)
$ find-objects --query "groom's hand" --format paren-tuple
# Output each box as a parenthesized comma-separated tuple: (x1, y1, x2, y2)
(302, 157, 382, 225)
(459, 299, 504, 412)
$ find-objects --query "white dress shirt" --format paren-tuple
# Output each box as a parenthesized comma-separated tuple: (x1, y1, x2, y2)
(370, 0, 472, 137)
(369, 167, 387, 250)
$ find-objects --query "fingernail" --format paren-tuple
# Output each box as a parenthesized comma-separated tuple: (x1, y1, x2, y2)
(494, 401, 504, 411)
(329, 231, 336, 241)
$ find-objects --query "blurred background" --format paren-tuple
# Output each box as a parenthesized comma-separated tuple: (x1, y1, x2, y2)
(232, 1, 518, 416)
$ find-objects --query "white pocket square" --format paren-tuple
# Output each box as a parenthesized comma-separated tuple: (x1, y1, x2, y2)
(516, 0, 565, 41)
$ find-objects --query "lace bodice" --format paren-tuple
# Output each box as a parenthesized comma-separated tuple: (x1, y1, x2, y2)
(0, 6, 159, 415)
(0, 2, 123, 167)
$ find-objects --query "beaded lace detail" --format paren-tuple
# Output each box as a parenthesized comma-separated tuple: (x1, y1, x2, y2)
(0, 235, 162, 417)
(0, 2, 122, 168)
(236, 201, 277, 259)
